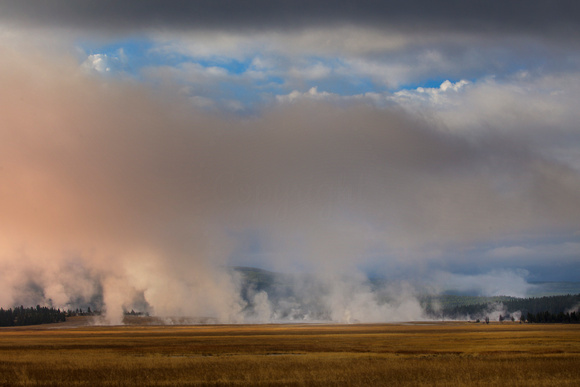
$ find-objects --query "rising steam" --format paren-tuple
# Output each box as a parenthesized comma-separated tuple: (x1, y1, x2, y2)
(1, 45, 579, 324)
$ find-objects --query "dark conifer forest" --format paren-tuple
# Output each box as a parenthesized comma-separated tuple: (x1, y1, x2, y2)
(0, 306, 66, 327)
(423, 293, 580, 322)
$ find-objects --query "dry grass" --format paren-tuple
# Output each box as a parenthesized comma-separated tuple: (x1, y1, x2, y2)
(1, 321, 579, 386)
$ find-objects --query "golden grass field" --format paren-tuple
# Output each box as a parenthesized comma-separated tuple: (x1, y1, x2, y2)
(1, 318, 580, 386)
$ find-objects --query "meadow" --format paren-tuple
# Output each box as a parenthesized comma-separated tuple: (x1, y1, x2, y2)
(1, 319, 579, 386)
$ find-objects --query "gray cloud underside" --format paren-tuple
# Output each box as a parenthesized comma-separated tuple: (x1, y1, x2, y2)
(2, 1, 579, 38)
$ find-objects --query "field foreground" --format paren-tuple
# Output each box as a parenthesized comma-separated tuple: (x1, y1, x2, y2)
(1, 320, 580, 386)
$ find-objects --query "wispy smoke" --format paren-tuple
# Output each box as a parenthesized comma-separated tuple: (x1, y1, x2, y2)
(1, 45, 579, 323)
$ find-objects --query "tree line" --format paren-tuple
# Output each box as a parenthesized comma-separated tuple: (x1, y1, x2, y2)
(526, 310, 580, 323)
(65, 307, 98, 316)
(426, 293, 580, 321)
(0, 305, 66, 327)
(503, 294, 580, 315)
(3, 293, 579, 326)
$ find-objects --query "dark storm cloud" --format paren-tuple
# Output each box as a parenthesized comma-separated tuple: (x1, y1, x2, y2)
(1, 0, 579, 38)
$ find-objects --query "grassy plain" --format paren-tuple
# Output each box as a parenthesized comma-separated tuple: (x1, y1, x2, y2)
(1, 319, 579, 386)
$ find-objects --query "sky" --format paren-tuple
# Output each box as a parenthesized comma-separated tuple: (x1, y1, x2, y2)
(0, 1, 580, 322)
